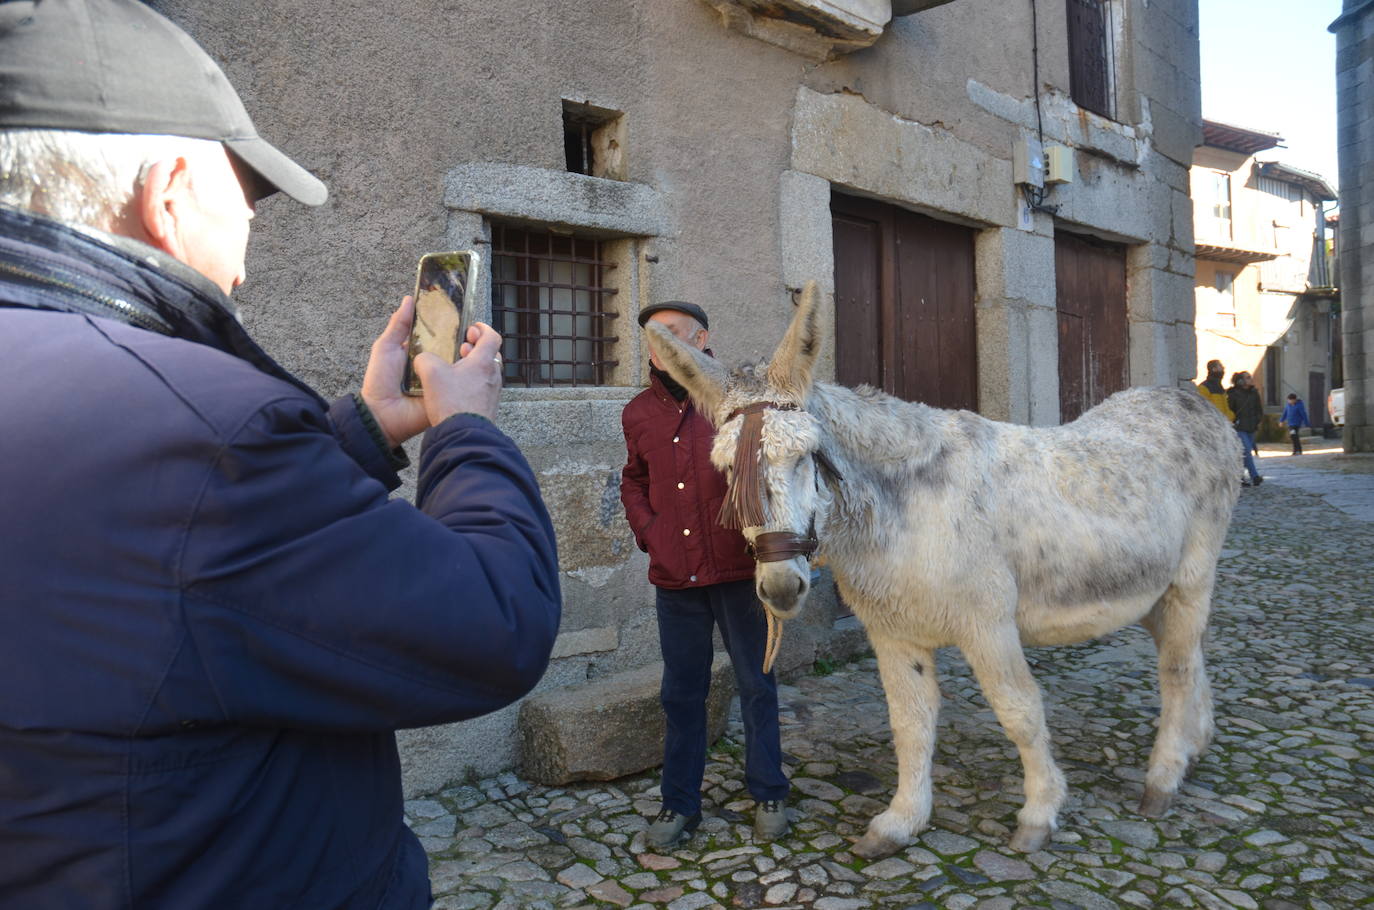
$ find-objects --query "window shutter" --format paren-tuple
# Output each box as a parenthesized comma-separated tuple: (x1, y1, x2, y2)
(1066, 0, 1111, 118)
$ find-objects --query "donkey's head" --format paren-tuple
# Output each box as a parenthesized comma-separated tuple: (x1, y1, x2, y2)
(646, 283, 835, 649)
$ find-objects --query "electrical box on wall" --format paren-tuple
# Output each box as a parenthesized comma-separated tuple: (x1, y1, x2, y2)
(1013, 135, 1044, 188)
(1045, 144, 1076, 184)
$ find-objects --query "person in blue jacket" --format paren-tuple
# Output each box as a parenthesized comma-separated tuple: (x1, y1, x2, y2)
(1280, 392, 1310, 455)
(0, 3, 561, 908)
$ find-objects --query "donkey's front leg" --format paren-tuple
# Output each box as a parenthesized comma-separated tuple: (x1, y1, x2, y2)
(962, 630, 1067, 853)
(853, 639, 940, 860)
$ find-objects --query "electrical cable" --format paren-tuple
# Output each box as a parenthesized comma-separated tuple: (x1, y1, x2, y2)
(1025, 0, 1059, 215)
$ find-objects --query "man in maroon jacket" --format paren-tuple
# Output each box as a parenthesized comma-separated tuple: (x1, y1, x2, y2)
(621, 301, 790, 848)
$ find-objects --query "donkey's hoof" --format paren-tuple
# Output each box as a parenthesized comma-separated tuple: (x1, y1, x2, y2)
(1138, 786, 1174, 818)
(1009, 824, 1051, 853)
(852, 830, 904, 860)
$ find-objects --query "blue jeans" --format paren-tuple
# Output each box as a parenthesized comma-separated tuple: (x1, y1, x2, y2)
(1236, 429, 1259, 480)
(655, 579, 789, 816)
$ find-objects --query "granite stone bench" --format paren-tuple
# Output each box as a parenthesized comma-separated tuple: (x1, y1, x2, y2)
(518, 653, 736, 785)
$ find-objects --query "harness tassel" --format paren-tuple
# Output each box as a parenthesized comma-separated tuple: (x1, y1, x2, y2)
(718, 408, 769, 529)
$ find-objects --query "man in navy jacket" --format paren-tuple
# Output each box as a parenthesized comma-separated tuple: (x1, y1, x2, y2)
(0, 3, 560, 907)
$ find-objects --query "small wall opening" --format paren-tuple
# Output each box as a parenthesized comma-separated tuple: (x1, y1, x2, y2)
(562, 101, 627, 180)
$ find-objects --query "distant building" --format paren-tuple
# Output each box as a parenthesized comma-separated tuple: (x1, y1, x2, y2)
(161, 0, 1205, 791)
(1331, 1, 1373, 451)
(1191, 120, 1338, 428)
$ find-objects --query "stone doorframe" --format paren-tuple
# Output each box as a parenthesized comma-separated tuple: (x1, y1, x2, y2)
(778, 86, 1062, 426)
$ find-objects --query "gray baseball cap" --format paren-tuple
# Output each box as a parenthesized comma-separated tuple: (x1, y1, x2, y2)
(0, 0, 327, 206)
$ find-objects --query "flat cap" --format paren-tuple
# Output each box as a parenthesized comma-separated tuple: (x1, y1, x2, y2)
(637, 301, 708, 330)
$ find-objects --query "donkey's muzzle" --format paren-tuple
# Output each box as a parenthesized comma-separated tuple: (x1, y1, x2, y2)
(752, 535, 815, 676)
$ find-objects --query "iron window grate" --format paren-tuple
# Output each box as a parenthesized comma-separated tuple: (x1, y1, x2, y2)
(491, 224, 619, 387)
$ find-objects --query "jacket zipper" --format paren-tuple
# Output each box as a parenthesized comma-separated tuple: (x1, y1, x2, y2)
(0, 258, 171, 334)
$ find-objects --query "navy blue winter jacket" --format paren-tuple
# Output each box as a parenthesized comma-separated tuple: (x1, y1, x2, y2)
(0, 206, 561, 909)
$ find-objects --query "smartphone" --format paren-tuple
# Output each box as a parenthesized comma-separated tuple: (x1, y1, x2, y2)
(402, 250, 481, 396)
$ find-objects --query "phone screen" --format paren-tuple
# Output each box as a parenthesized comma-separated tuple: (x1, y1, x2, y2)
(403, 250, 480, 396)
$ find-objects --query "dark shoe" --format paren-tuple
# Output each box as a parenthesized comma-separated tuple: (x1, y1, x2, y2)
(754, 800, 789, 841)
(1253, 476, 1264, 486)
(1241, 479, 1253, 487)
(646, 808, 701, 848)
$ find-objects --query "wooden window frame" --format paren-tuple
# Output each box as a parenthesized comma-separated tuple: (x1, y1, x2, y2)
(1066, 0, 1115, 119)
(1214, 270, 1236, 327)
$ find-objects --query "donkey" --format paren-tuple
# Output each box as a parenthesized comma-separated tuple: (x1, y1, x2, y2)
(644, 282, 1241, 857)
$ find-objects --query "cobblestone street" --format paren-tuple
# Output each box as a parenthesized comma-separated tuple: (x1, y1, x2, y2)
(413, 447, 1374, 909)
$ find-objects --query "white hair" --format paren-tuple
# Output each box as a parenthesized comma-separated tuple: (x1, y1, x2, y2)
(0, 128, 221, 230)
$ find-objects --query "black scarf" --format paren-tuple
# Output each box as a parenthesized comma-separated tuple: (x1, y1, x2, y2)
(651, 365, 689, 402)
(0, 204, 324, 409)
(1201, 375, 1226, 394)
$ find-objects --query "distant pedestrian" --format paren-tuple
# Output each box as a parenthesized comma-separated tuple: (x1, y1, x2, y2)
(1196, 359, 1235, 422)
(1281, 393, 1310, 455)
(1227, 372, 1263, 486)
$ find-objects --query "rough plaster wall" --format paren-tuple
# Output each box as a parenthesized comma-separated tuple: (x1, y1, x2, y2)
(634, 0, 806, 362)
(154, 0, 652, 397)
(805, 0, 1032, 156)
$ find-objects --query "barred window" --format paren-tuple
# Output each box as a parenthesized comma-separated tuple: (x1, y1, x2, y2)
(1066, 0, 1113, 119)
(490, 224, 620, 386)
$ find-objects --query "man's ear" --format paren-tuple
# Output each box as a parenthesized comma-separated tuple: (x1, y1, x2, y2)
(138, 157, 191, 260)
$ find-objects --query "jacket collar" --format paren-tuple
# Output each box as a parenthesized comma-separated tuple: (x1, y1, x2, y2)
(0, 205, 324, 406)
(648, 348, 716, 409)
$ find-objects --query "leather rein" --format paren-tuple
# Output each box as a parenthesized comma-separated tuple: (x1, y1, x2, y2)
(721, 401, 842, 564)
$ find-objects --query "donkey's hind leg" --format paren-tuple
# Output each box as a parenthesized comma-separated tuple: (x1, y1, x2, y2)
(853, 638, 940, 860)
(962, 628, 1068, 853)
(1138, 578, 1214, 817)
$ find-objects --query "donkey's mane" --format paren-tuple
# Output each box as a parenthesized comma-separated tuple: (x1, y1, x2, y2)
(802, 381, 956, 552)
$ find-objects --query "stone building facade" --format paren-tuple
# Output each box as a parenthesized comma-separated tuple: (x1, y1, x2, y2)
(1191, 121, 1339, 428)
(155, 0, 1203, 794)
(1332, 0, 1374, 451)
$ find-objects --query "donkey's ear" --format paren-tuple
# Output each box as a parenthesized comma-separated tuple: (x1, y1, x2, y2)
(766, 280, 822, 399)
(645, 322, 729, 419)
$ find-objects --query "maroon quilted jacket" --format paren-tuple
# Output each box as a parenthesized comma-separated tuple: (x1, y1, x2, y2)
(620, 371, 755, 589)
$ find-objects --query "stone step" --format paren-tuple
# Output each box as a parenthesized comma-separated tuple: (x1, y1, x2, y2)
(518, 652, 736, 785)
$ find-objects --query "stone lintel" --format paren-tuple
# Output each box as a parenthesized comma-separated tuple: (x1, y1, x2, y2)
(791, 86, 1012, 228)
(444, 163, 667, 239)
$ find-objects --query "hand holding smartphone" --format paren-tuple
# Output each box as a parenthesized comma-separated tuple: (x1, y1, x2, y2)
(402, 250, 481, 396)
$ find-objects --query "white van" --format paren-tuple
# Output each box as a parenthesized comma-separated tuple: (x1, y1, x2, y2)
(1328, 387, 1346, 427)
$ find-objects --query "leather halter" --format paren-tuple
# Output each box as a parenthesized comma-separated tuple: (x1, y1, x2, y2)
(750, 523, 820, 563)
(723, 401, 839, 564)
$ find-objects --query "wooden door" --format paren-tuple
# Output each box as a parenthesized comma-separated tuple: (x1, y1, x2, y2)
(831, 193, 978, 410)
(831, 207, 884, 391)
(1055, 231, 1128, 422)
(1309, 372, 1327, 426)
